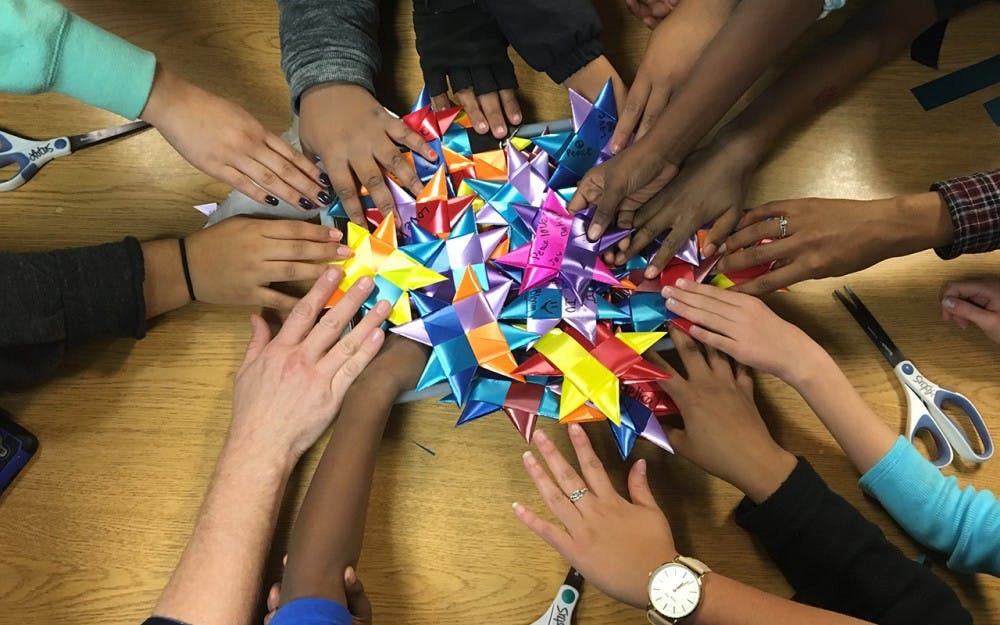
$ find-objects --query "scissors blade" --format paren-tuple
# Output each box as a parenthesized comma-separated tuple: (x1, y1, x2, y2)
(833, 286, 905, 367)
(67, 120, 151, 152)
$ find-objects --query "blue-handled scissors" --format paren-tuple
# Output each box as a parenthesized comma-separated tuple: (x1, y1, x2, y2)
(834, 286, 993, 467)
(0, 120, 151, 192)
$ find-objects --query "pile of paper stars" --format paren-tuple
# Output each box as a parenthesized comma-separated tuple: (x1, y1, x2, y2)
(324, 81, 772, 458)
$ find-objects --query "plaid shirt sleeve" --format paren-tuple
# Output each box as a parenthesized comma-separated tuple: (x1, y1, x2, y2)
(931, 169, 1000, 260)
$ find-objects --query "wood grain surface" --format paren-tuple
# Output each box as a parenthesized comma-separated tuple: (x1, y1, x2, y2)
(1, 1, 998, 624)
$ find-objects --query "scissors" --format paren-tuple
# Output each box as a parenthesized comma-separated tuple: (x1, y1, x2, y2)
(0, 120, 151, 192)
(834, 286, 993, 468)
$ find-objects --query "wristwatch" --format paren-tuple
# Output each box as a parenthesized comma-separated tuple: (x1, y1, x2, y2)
(646, 555, 712, 624)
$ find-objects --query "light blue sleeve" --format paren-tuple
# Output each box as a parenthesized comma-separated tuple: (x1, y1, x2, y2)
(819, 0, 847, 18)
(0, 0, 156, 118)
(269, 597, 353, 625)
(860, 436, 1000, 576)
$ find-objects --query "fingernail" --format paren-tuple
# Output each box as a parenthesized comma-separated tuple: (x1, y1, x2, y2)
(717, 243, 728, 255)
(636, 458, 647, 476)
(569, 423, 583, 436)
(427, 149, 439, 161)
(676, 278, 689, 288)
(534, 429, 548, 443)
(494, 126, 507, 137)
(357, 276, 375, 290)
(587, 225, 601, 240)
(943, 297, 956, 309)
(336, 245, 352, 258)
(324, 267, 340, 281)
(476, 122, 488, 133)
(512, 501, 523, 513)
(317, 190, 332, 205)
(610, 142, 621, 154)
(522, 450, 536, 465)
(370, 327, 384, 343)
(666, 297, 677, 307)
(511, 113, 522, 124)
(329, 228, 342, 241)
(644, 266, 659, 279)
(299, 198, 315, 210)
(661, 286, 674, 297)
(265, 195, 279, 206)
(374, 299, 390, 313)
(702, 243, 717, 257)
(319, 172, 331, 187)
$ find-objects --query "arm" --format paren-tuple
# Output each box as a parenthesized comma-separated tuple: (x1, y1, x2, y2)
(860, 437, 1000, 575)
(279, 337, 428, 606)
(149, 267, 392, 625)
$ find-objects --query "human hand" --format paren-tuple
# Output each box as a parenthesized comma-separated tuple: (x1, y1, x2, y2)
(229, 267, 390, 463)
(714, 193, 954, 295)
(430, 88, 521, 140)
(625, 0, 680, 29)
(651, 332, 797, 503)
(265, 564, 372, 625)
(299, 84, 438, 226)
(942, 280, 1000, 343)
(660, 279, 817, 382)
(513, 425, 676, 608)
(140, 65, 329, 210)
(185, 216, 352, 312)
(614, 143, 751, 275)
(562, 55, 628, 112)
(610, 0, 734, 152)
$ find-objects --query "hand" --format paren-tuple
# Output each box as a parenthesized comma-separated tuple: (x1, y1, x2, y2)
(615, 143, 752, 275)
(625, 0, 680, 29)
(229, 268, 390, 462)
(299, 84, 438, 226)
(942, 280, 1000, 343)
(660, 279, 817, 382)
(610, 0, 734, 152)
(650, 332, 797, 503)
(513, 425, 676, 608)
(140, 65, 329, 210)
(430, 88, 521, 140)
(562, 55, 628, 113)
(714, 193, 954, 295)
(265, 564, 372, 625)
(185, 216, 352, 312)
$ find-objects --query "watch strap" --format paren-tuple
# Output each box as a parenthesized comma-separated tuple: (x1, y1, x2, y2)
(674, 555, 711, 577)
(647, 608, 675, 625)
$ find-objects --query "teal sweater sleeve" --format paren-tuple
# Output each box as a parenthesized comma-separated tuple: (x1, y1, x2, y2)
(860, 436, 1000, 575)
(0, 0, 156, 119)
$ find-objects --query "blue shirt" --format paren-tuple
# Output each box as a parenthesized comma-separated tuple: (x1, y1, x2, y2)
(270, 597, 353, 625)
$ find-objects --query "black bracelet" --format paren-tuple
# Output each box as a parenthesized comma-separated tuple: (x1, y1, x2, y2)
(178, 238, 197, 302)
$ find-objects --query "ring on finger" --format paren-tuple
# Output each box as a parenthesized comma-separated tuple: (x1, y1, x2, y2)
(777, 215, 789, 239)
(568, 487, 588, 503)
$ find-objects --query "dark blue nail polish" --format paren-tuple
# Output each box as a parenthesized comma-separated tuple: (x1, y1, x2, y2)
(317, 190, 332, 205)
(299, 197, 315, 210)
(319, 173, 331, 187)
(265, 195, 279, 206)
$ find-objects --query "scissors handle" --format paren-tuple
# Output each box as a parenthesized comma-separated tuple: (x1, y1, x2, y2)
(0, 131, 71, 192)
(893, 360, 993, 467)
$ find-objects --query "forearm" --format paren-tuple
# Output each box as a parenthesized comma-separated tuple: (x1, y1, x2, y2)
(141, 239, 192, 319)
(152, 442, 294, 625)
(646, 0, 824, 164)
(716, 0, 938, 169)
(280, 375, 403, 605)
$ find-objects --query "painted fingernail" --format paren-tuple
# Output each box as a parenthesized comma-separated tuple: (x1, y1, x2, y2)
(265, 195, 279, 206)
(427, 148, 439, 160)
(476, 122, 488, 133)
(357, 276, 375, 290)
(675, 278, 689, 288)
(336, 245, 352, 258)
(702, 243, 717, 257)
(319, 172, 331, 187)
(587, 225, 601, 240)
(299, 198, 315, 210)
(317, 190, 332, 205)
(717, 243, 728, 255)
(943, 297, 956, 309)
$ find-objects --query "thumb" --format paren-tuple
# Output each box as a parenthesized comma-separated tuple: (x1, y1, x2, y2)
(942, 296, 995, 330)
(241, 314, 272, 368)
(344, 566, 372, 623)
(627, 459, 658, 509)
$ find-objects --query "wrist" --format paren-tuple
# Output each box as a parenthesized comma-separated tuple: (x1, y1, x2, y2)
(141, 239, 193, 318)
(140, 63, 188, 127)
(221, 426, 298, 477)
(892, 191, 954, 252)
(735, 446, 797, 505)
(711, 126, 767, 172)
(774, 329, 826, 386)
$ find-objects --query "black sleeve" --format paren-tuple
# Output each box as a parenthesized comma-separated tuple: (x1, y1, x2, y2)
(934, 0, 992, 20)
(0, 238, 147, 390)
(735, 458, 971, 625)
(141, 618, 189, 625)
(481, 0, 604, 83)
(413, 0, 518, 96)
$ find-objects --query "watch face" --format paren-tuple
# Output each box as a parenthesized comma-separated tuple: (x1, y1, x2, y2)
(648, 563, 701, 619)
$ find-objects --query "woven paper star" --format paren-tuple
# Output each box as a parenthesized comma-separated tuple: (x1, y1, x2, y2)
(500, 284, 628, 342)
(392, 266, 537, 406)
(455, 377, 561, 442)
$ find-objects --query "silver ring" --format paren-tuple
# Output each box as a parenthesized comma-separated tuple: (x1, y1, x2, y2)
(569, 487, 588, 503)
(778, 215, 788, 239)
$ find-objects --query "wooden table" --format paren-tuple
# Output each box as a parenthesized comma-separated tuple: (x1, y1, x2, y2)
(2, 2, 998, 623)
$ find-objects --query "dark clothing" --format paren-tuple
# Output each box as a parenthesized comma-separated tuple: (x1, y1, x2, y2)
(0, 238, 146, 389)
(931, 169, 1000, 260)
(736, 458, 972, 625)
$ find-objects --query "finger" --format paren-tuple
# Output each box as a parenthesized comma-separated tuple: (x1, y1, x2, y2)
(735, 362, 754, 394)
(636, 86, 670, 140)
(663, 289, 736, 334)
(455, 89, 489, 135)
(686, 323, 740, 361)
(385, 117, 438, 162)
(322, 299, 392, 381)
(702, 208, 743, 258)
(662, 279, 739, 320)
(258, 136, 329, 205)
(610, 78, 650, 154)
(512, 501, 576, 557)
(616, 206, 638, 231)
(669, 329, 711, 377)
(717, 238, 792, 276)
(240, 314, 272, 368)
(532, 430, 590, 502)
(262, 220, 343, 244)
(941, 281, 997, 305)
(344, 567, 373, 623)
(254, 286, 303, 313)
(645, 229, 697, 278)
(477, 91, 508, 138)
(374, 142, 423, 198)
(275, 266, 344, 345)
(567, 166, 605, 214)
(566, 423, 615, 496)
(267, 583, 281, 613)
(716, 221, 783, 270)
(242, 156, 319, 211)
(221, 166, 279, 207)
(626, 459, 659, 509)
(520, 450, 583, 526)
(353, 158, 395, 216)
(326, 162, 366, 226)
(265, 261, 333, 284)
(730, 263, 803, 296)
(498, 89, 523, 125)
(703, 343, 730, 372)
(942, 296, 995, 329)
(430, 93, 454, 112)
(268, 240, 351, 263)
(302, 276, 376, 359)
